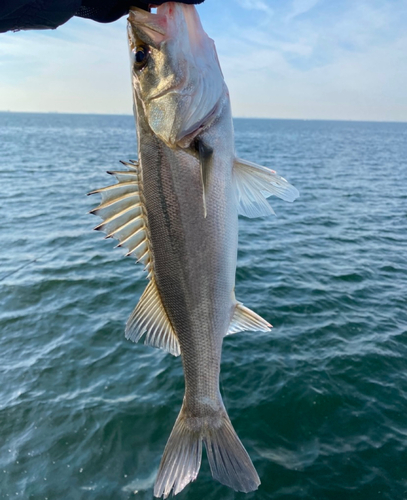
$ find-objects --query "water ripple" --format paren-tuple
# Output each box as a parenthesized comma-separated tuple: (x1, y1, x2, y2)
(1, 114, 407, 499)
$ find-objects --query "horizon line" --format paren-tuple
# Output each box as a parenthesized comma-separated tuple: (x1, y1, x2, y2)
(0, 110, 406, 125)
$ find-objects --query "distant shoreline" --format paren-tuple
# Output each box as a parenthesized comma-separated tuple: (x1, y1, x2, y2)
(0, 110, 406, 125)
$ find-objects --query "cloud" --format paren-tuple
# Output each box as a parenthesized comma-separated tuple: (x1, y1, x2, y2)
(288, 0, 320, 20)
(237, 0, 274, 16)
(0, 0, 406, 121)
(0, 17, 132, 114)
(210, 0, 407, 121)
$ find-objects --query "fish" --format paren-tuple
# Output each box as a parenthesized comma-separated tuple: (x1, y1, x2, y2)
(89, 3, 299, 498)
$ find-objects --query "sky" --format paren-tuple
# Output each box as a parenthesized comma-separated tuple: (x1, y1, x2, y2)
(0, 0, 407, 121)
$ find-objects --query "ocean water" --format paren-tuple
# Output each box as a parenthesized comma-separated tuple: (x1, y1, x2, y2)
(1, 112, 407, 500)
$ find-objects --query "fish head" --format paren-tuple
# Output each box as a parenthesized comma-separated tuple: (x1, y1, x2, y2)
(127, 3, 225, 148)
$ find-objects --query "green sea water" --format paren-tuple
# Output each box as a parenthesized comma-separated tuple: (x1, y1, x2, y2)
(1, 112, 406, 499)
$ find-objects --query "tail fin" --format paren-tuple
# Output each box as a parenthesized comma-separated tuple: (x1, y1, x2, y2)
(154, 407, 202, 499)
(203, 414, 260, 493)
(154, 403, 260, 498)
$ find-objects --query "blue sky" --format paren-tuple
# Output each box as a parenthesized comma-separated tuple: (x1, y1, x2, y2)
(1, 0, 406, 120)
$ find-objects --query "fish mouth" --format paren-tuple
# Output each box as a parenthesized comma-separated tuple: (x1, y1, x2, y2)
(129, 9, 166, 34)
(128, 3, 180, 47)
(128, 5, 167, 32)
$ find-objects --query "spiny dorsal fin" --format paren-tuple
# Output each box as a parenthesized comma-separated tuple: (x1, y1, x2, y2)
(126, 278, 181, 356)
(233, 157, 299, 218)
(88, 160, 153, 275)
(227, 302, 272, 336)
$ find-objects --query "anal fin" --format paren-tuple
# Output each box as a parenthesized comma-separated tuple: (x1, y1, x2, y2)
(227, 302, 272, 336)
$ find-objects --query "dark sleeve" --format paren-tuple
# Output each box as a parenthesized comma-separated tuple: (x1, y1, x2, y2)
(0, 0, 81, 32)
(0, 0, 204, 33)
(76, 0, 204, 24)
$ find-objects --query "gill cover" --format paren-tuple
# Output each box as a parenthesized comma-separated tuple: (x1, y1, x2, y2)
(128, 3, 224, 147)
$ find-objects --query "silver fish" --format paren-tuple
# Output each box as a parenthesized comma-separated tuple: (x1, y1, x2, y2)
(90, 3, 299, 498)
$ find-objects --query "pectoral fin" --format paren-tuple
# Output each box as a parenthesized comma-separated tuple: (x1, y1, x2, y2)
(196, 139, 213, 218)
(233, 157, 299, 218)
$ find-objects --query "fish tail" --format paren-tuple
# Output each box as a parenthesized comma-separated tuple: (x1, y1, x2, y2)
(202, 408, 260, 494)
(154, 401, 260, 498)
(154, 403, 202, 499)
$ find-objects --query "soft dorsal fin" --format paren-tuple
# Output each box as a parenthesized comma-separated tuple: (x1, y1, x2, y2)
(227, 302, 272, 336)
(126, 278, 180, 356)
(233, 157, 299, 218)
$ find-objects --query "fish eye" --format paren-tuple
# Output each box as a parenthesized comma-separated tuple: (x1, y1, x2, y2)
(132, 46, 149, 70)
